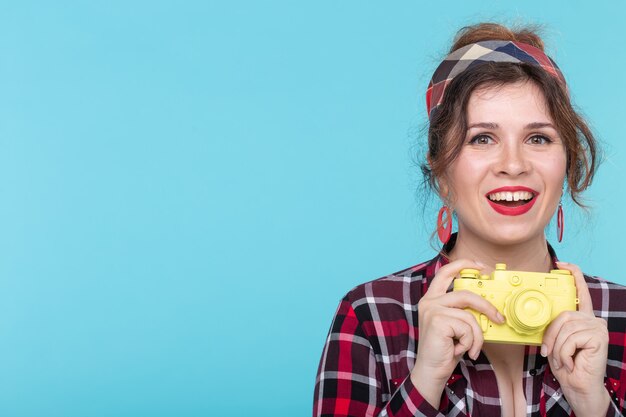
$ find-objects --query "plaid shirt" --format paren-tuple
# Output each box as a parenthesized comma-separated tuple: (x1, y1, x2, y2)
(314, 240, 626, 416)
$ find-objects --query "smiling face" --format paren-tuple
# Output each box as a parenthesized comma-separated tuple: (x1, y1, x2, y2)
(441, 81, 567, 247)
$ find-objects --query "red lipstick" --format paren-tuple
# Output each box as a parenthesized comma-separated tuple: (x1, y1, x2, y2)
(485, 186, 539, 216)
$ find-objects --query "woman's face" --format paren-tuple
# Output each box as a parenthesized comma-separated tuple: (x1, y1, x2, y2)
(442, 81, 567, 246)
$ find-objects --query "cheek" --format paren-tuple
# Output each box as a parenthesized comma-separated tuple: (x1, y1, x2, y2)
(549, 153, 567, 179)
(537, 157, 567, 192)
(449, 157, 489, 185)
(446, 160, 487, 205)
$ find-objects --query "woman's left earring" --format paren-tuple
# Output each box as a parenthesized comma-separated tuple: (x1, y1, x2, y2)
(556, 203, 564, 243)
(437, 206, 453, 244)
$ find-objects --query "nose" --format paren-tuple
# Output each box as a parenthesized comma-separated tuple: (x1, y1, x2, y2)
(495, 142, 530, 176)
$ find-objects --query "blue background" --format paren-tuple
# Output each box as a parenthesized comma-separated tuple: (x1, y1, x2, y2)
(1, 1, 625, 416)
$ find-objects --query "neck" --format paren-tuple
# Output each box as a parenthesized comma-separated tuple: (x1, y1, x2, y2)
(448, 229, 553, 274)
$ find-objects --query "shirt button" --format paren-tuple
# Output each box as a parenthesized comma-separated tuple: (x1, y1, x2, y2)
(529, 369, 537, 376)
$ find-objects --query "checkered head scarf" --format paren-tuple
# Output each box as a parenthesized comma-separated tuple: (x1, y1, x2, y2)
(426, 40, 566, 120)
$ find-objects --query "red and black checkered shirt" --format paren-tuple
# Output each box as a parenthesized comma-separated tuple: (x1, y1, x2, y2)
(313, 241, 626, 416)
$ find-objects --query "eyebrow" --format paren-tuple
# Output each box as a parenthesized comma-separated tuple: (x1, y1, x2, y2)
(467, 122, 557, 130)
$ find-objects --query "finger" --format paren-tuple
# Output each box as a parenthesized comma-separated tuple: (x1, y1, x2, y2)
(427, 259, 486, 296)
(542, 310, 576, 357)
(454, 328, 474, 357)
(543, 311, 591, 357)
(445, 317, 475, 358)
(551, 318, 598, 369)
(554, 329, 597, 373)
(439, 308, 485, 359)
(556, 261, 594, 315)
(439, 290, 505, 325)
(426, 312, 472, 352)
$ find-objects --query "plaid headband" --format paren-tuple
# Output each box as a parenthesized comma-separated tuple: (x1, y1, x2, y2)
(426, 40, 566, 120)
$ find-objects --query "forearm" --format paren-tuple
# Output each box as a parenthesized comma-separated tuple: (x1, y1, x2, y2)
(409, 363, 447, 409)
(380, 375, 446, 417)
(314, 298, 446, 417)
(563, 385, 612, 417)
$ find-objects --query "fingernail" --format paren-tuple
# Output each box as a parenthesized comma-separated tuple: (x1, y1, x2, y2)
(496, 312, 505, 323)
(552, 359, 560, 370)
(540, 344, 547, 357)
(475, 261, 486, 268)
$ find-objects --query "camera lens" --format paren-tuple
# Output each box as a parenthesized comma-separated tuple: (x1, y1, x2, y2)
(505, 290, 552, 334)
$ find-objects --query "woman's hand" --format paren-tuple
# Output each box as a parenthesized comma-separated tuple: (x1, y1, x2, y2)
(410, 259, 505, 408)
(541, 261, 611, 417)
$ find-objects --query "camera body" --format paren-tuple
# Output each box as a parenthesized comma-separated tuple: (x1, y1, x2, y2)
(453, 263, 578, 345)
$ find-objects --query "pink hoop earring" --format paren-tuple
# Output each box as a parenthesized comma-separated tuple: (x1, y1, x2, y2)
(556, 203, 564, 243)
(437, 206, 453, 244)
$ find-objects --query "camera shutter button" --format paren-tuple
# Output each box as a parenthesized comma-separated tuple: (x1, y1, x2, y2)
(510, 275, 521, 286)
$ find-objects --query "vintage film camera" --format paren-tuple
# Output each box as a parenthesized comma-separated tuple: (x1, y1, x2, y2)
(453, 263, 579, 345)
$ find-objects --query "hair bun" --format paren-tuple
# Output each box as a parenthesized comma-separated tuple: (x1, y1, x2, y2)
(451, 23, 545, 53)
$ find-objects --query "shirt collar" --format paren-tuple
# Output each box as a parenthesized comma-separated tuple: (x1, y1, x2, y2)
(426, 233, 561, 285)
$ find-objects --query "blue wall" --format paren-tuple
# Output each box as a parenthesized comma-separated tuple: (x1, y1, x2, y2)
(1, 1, 624, 416)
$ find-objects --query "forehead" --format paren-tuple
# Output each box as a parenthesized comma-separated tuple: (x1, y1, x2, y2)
(467, 81, 553, 124)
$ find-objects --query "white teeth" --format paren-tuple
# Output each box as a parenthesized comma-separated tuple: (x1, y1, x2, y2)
(488, 191, 533, 201)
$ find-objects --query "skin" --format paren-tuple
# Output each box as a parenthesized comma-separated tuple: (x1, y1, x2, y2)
(411, 81, 610, 417)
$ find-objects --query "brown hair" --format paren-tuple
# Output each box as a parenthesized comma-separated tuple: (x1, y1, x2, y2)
(422, 23, 598, 207)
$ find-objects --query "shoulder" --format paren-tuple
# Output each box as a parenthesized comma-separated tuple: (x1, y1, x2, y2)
(345, 261, 431, 301)
(340, 258, 437, 323)
(583, 273, 626, 318)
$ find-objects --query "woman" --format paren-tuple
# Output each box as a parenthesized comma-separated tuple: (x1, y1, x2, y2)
(313, 23, 626, 417)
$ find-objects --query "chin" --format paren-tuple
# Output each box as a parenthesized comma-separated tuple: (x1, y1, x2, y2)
(485, 229, 545, 247)
(461, 222, 543, 247)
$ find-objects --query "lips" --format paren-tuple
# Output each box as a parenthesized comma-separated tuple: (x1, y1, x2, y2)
(485, 186, 539, 216)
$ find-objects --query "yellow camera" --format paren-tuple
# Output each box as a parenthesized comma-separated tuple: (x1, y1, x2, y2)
(453, 263, 579, 345)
